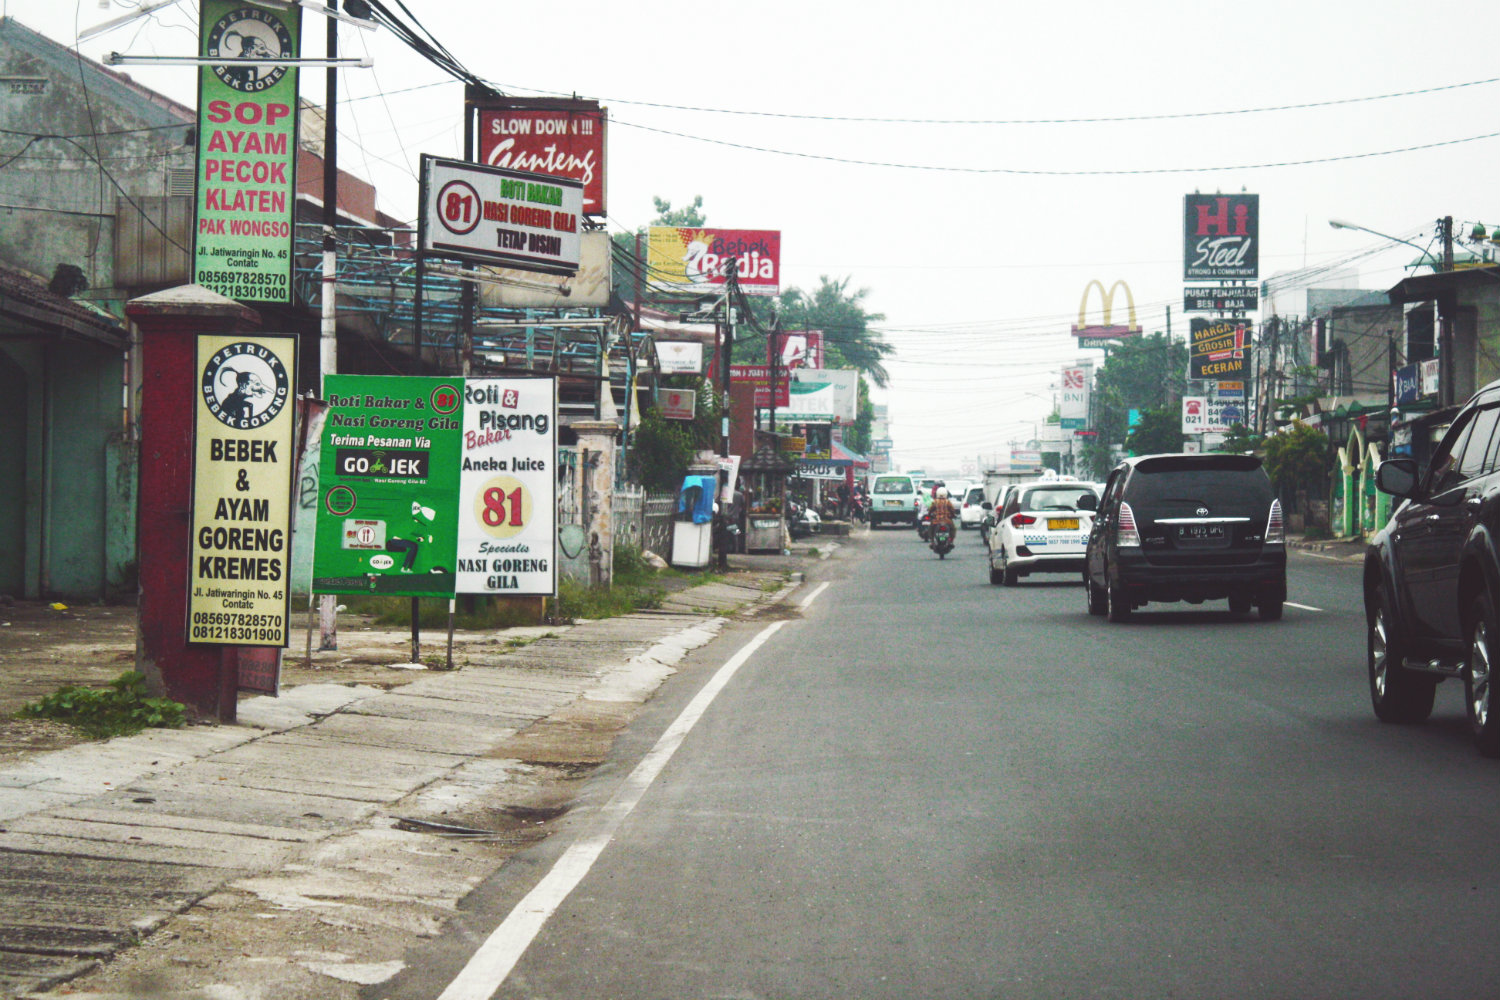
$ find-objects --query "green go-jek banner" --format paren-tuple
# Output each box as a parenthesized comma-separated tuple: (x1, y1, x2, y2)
(312, 375, 558, 597)
(193, 0, 300, 303)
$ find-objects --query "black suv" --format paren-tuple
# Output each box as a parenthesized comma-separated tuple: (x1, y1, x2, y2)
(1084, 454, 1286, 622)
(1365, 379, 1500, 755)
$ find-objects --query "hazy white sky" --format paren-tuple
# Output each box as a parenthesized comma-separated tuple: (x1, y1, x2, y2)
(16, 0, 1500, 470)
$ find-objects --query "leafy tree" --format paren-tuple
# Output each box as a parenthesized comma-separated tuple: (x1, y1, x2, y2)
(626, 375, 723, 491)
(1080, 333, 1188, 476)
(1262, 421, 1329, 511)
(776, 276, 892, 387)
(1214, 424, 1262, 454)
(1125, 408, 1183, 455)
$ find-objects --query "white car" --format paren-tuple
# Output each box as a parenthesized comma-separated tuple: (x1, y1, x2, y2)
(958, 485, 987, 529)
(988, 480, 1102, 586)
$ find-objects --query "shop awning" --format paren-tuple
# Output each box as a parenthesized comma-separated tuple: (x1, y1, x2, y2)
(832, 439, 869, 468)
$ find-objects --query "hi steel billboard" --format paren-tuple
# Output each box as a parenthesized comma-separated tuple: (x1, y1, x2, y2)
(646, 227, 781, 297)
(477, 98, 607, 216)
(193, 0, 300, 303)
(1184, 193, 1259, 280)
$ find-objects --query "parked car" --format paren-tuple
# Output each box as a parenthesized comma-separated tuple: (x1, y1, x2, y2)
(988, 480, 1102, 585)
(1084, 454, 1286, 622)
(959, 485, 988, 530)
(980, 484, 1019, 548)
(1365, 380, 1500, 754)
(869, 474, 921, 528)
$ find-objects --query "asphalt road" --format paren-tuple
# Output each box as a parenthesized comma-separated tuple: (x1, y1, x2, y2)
(387, 528, 1500, 1000)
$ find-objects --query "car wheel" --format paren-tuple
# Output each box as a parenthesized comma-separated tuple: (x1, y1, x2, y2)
(1086, 573, 1107, 616)
(1003, 564, 1019, 586)
(1367, 589, 1435, 723)
(1258, 599, 1283, 621)
(1106, 577, 1131, 623)
(1228, 593, 1252, 614)
(1466, 594, 1500, 757)
(989, 565, 1003, 585)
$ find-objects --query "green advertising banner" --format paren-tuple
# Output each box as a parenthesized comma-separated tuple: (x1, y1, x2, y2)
(194, 0, 300, 303)
(311, 375, 559, 597)
(313, 376, 465, 597)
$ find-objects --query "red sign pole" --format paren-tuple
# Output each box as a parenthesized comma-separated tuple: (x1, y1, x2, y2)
(126, 287, 262, 721)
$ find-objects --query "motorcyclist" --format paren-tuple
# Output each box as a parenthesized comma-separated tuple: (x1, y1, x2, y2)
(928, 486, 958, 534)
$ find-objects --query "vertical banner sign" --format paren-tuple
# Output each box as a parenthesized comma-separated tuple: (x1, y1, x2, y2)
(188, 334, 298, 645)
(312, 375, 558, 597)
(194, 0, 299, 302)
(456, 379, 557, 595)
(1184, 193, 1259, 280)
(313, 376, 464, 597)
(1060, 363, 1091, 429)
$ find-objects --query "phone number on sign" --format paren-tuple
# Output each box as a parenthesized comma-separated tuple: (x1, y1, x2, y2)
(196, 269, 289, 297)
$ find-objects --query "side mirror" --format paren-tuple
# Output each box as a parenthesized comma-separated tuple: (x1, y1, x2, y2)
(981, 502, 993, 511)
(1375, 459, 1420, 499)
(1077, 493, 1098, 512)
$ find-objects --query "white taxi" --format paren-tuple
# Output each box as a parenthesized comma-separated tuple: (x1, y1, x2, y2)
(988, 479, 1102, 586)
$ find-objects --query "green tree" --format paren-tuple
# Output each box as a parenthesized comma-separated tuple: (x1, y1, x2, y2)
(776, 276, 892, 387)
(626, 375, 724, 491)
(1262, 421, 1329, 512)
(1125, 408, 1183, 455)
(1214, 424, 1262, 454)
(1080, 333, 1188, 476)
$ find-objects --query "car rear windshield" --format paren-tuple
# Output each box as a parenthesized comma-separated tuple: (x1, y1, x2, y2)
(1126, 456, 1272, 508)
(965, 488, 984, 503)
(874, 477, 913, 494)
(1021, 486, 1097, 511)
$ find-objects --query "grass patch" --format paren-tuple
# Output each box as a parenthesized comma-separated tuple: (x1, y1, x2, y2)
(19, 671, 186, 739)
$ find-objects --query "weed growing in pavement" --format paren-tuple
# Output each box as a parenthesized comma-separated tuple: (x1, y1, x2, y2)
(19, 671, 185, 739)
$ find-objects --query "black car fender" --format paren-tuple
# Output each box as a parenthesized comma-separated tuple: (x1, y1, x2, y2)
(1458, 523, 1500, 631)
(1363, 534, 1410, 631)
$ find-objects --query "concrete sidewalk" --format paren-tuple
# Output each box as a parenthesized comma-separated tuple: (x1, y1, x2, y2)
(0, 560, 810, 998)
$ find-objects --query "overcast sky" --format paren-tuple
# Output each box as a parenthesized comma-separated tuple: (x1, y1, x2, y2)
(16, 0, 1500, 473)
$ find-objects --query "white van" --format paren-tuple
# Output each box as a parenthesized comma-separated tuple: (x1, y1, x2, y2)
(870, 474, 921, 527)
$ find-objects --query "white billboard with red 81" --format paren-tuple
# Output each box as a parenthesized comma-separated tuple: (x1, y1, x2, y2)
(420, 155, 582, 276)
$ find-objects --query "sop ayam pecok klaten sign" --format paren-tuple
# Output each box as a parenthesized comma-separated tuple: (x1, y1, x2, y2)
(193, 0, 300, 303)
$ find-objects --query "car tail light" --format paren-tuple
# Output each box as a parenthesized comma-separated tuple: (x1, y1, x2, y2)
(1116, 502, 1142, 547)
(1010, 513, 1036, 527)
(1265, 499, 1285, 544)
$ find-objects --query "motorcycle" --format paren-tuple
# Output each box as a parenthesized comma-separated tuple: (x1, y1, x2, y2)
(929, 520, 955, 559)
(848, 494, 867, 523)
(787, 499, 821, 540)
(917, 509, 932, 542)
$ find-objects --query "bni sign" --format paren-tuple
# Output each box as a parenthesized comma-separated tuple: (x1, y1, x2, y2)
(420, 155, 582, 275)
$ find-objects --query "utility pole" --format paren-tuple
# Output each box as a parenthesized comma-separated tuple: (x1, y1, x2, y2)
(1439, 214, 1456, 406)
(317, 1, 340, 652)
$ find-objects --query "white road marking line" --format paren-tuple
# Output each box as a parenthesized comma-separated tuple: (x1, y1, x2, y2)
(1285, 601, 1324, 612)
(436, 619, 789, 1000)
(799, 581, 830, 609)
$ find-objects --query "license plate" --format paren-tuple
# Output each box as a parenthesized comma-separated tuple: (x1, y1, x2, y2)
(884, 499, 904, 507)
(1179, 524, 1225, 539)
(1048, 518, 1079, 531)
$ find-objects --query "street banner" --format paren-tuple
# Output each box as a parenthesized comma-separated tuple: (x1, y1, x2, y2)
(1184, 286, 1258, 313)
(476, 98, 607, 215)
(655, 340, 703, 374)
(455, 379, 558, 596)
(421, 155, 583, 275)
(193, 0, 300, 303)
(188, 333, 298, 645)
(1061, 363, 1091, 427)
(1184, 193, 1259, 280)
(312, 375, 557, 597)
(659, 387, 696, 420)
(1421, 358, 1441, 396)
(1393, 363, 1420, 405)
(791, 369, 858, 422)
(1188, 318, 1247, 380)
(770, 330, 823, 369)
(730, 364, 790, 407)
(1182, 396, 1249, 435)
(646, 227, 781, 297)
(795, 459, 847, 480)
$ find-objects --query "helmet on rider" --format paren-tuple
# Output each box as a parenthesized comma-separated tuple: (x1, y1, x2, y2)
(936, 487, 949, 499)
